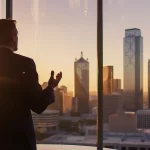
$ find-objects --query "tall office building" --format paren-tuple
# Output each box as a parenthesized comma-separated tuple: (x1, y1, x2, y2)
(74, 52, 89, 114)
(103, 66, 113, 95)
(47, 88, 64, 115)
(60, 86, 67, 94)
(113, 79, 121, 93)
(123, 28, 143, 111)
(148, 60, 150, 108)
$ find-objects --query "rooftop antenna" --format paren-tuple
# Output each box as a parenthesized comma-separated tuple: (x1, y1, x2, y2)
(81, 51, 83, 58)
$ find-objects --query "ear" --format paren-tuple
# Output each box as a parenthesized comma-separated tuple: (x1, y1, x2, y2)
(11, 28, 17, 41)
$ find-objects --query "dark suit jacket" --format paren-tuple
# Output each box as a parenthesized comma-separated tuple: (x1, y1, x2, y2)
(0, 48, 54, 150)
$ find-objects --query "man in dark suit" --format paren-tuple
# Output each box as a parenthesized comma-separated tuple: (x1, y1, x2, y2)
(0, 19, 62, 150)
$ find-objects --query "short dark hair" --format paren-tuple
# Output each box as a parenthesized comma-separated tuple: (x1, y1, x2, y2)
(0, 19, 17, 45)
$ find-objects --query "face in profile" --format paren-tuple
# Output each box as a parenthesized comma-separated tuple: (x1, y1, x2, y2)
(11, 27, 18, 51)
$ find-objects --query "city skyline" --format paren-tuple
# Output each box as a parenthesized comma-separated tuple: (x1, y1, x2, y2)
(2, 1, 150, 149)
(1, 0, 150, 92)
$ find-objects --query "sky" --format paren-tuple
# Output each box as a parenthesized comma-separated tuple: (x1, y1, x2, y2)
(0, 0, 150, 92)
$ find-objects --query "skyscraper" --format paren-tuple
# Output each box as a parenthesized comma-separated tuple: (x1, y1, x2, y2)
(113, 79, 121, 93)
(47, 88, 64, 115)
(60, 86, 67, 94)
(74, 52, 89, 114)
(123, 28, 143, 111)
(148, 60, 150, 108)
(103, 66, 113, 95)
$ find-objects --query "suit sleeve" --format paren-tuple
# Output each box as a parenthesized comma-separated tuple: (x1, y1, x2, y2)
(22, 59, 55, 114)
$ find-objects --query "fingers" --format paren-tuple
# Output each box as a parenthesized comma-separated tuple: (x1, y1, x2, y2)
(50, 70, 54, 79)
(56, 72, 62, 82)
(60, 72, 62, 77)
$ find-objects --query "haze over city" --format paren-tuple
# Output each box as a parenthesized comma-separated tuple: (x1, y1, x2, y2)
(1, 0, 150, 92)
(1, 1, 150, 149)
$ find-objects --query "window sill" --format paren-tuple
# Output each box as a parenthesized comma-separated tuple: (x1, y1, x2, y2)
(37, 144, 112, 150)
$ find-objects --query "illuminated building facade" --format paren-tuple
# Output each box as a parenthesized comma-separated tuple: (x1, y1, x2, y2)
(103, 66, 113, 95)
(123, 28, 143, 111)
(74, 52, 89, 114)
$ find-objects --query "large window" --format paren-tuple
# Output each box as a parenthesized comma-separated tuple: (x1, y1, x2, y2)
(103, 0, 150, 149)
(4, 0, 150, 149)
(13, 0, 97, 146)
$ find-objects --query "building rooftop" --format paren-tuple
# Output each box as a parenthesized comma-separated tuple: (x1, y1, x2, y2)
(103, 131, 150, 145)
(103, 66, 113, 68)
(37, 145, 112, 150)
(40, 131, 150, 146)
(125, 28, 141, 37)
(75, 52, 88, 63)
(125, 28, 140, 31)
(59, 116, 81, 122)
(137, 109, 150, 114)
(84, 125, 96, 130)
(32, 110, 59, 115)
(105, 92, 122, 96)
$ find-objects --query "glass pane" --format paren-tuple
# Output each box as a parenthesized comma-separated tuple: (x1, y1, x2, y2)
(104, 0, 149, 149)
(0, 0, 6, 19)
(13, 0, 97, 148)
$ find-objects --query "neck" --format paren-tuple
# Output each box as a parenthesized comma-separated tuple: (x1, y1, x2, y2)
(0, 45, 14, 52)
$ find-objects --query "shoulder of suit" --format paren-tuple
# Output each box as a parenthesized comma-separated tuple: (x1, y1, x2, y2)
(14, 53, 34, 63)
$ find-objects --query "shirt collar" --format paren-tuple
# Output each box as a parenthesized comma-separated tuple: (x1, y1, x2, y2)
(0, 45, 14, 52)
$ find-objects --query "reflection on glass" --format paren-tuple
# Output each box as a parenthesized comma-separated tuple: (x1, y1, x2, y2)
(0, 0, 6, 19)
(123, 28, 143, 111)
(13, 0, 97, 146)
(103, 0, 150, 149)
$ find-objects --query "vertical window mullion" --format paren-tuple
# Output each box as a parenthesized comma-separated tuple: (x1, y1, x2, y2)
(97, 0, 103, 150)
(6, 0, 12, 19)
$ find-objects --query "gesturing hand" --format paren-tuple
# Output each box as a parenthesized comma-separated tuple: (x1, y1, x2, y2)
(48, 71, 62, 88)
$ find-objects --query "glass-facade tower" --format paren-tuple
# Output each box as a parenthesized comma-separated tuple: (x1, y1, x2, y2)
(103, 66, 113, 95)
(148, 60, 150, 108)
(74, 52, 89, 114)
(113, 79, 121, 93)
(123, 28, 143, 111)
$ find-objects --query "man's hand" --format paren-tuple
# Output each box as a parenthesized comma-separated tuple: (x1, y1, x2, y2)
(48, 71, 62, 88)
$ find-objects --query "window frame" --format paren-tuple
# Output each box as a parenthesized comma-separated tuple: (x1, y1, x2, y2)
(6, 0, 103, 149)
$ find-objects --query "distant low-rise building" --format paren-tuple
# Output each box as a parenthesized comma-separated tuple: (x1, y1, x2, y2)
(103, 93, 122, 123)
(84, 125, 96, 137)
(92, 107, 97, 115)
(109, 112, 136, 132)
(32, 110, 59, 133)
(137, 110, 150, 129)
